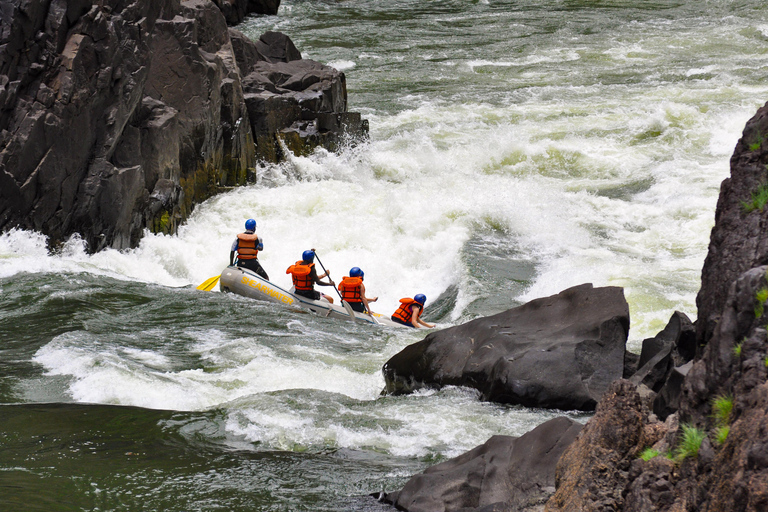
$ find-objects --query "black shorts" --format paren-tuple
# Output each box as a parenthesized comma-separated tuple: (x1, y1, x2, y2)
(391, 316, 414, 327)
(237, 259, 269, 280)
(347, 301, 366, 313)
(295, 288, 321, 301)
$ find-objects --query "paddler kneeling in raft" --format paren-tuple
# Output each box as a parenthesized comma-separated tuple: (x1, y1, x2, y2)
(230, 218, 269, 280)
(391, 294, 435, 328)
(338, 267, 378, 314)
(286, 250, 335, 303)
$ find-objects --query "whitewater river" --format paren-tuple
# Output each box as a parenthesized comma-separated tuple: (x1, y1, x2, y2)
(3, 1, 768, 510)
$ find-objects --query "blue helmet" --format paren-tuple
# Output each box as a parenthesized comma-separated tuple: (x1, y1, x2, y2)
(350, 267, 364, 278)
(245, 218, 256, 231)
(414, 294, 426, 305)
(302, 250, 315, 263)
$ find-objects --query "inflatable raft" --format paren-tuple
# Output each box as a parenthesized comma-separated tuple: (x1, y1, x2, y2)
(218, 265, 404, 327)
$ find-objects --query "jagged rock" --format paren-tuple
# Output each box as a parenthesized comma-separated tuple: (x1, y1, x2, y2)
(652, 360, 692, 421)
(0, 0, 255, 251)
(380, 417, 583, 512)
(233, 31, 367, 162)
(545, 380, 651, 512)
(382, 283, 629, 411)
(681, 266, 768, 426)
(0, 1, 366, 252)
(628, 311, 696, 404)
(696, 102, 768, 347)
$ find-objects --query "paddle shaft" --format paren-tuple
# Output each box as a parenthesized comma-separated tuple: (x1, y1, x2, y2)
(311, 251, 343, 302)
(313, 251, 370, 323)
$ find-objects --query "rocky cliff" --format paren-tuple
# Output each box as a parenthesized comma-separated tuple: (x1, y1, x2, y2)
(0, 0, 366, 252)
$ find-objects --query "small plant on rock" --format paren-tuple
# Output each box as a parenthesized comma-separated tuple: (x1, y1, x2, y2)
(639, 447, 660, 461)
(741, 183, 768, 213)
(734, 341, 743, 357)
(712, 394, 733, 425)
(756, 287, 768, 318)
(715, 425, 730, 446)
(674, 424, 705, 461)
(711, 394, 734, 446)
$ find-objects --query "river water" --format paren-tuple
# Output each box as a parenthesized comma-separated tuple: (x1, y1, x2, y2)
(2, 1, 768, 510)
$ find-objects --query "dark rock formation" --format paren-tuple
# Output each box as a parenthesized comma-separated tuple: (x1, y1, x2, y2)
(0, 0, 366, 252)
(382, 283, 630, 411)
(696, 102, 768, 347)
(0, 0, 255, 251)
(625, 311, 696, 420)
(380, 416, 583, 512)
(212, 0, 280, 25)
(232, 30, 368, 162)
(545, 380, 665, 512)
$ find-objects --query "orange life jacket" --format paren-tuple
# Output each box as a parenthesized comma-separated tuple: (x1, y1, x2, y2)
(339, 276, 363, 303)
(236, 233, 260, 260)
(286, 261, 314, 291)
(392, 298, 421, 324)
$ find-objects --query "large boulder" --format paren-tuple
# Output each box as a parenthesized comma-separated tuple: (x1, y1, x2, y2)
(382, 284, 630, 411)
(696, 102, 768, 347)
(380, 416, 583, 512)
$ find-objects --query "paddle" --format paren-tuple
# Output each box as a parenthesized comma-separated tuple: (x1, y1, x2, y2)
(196, 275, 220, 291)
(311, 249, 359, 322)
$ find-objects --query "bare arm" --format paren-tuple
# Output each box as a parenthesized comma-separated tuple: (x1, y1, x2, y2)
(361, 283, 377, 313)
(413, 306, 435, 328)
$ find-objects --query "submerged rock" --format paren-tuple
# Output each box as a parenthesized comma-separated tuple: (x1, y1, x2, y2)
(382, 283, 630, 411)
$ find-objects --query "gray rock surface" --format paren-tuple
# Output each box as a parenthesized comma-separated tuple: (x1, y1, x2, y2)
(382, 417, 583, 512)
(382, 283, 630, 411)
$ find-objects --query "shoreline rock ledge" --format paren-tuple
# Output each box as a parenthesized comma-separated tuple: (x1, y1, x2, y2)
(382, 283, 630, 412)
(0, 0, 366, 252)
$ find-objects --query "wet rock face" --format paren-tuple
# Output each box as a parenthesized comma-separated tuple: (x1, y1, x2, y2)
(0, 1, 365, 252)
(696, 102, 768, 347)
(0, 0, 254, 251)
(382, 283, 630, 411)
(232, 30, 368, 162)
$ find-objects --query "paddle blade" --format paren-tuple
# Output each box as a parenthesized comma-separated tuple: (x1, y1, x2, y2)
(196, 275, 220, 291)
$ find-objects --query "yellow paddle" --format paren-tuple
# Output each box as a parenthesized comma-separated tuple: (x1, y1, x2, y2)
(196, 275, 220, 291)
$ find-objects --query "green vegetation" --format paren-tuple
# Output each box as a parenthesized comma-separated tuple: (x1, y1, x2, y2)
(712, 394, 734, 425)
(741, 183, 768, 213)
(734, 341, 743, 357)
(674, 424, 706, 461)
(756, 287, 768, 318)
(715, 425, 730, 446)
(750, 142, 762, 151)
(639, 447, 660, 461)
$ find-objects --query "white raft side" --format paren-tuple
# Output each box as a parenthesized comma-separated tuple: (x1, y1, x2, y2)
(218, 266, 404, 327)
